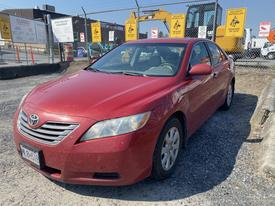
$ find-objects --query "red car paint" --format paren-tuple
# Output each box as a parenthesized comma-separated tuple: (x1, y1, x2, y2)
(13, 38, 234, 186)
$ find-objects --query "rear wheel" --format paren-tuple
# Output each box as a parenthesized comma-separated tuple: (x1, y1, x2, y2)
(220, 82, 234, 111)
(151, 118, 183, 180)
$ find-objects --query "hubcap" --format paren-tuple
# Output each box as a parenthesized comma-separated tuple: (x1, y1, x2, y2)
(227, 84, 233, 106)
(161, 127, 180, 171)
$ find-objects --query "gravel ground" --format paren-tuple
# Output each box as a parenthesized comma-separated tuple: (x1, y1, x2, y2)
(0, 68, 275, 206)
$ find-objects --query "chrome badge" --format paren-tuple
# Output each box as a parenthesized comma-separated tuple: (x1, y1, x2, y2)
(28, 114, 39, 126)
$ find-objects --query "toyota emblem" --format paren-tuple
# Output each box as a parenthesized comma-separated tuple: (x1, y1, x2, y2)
(28, 114, 39, 126)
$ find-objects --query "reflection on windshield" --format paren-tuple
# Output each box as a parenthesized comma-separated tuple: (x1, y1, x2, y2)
(89, 43, 187, 77)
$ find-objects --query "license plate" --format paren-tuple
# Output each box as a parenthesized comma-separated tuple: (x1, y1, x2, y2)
(20, 144, 41, 168)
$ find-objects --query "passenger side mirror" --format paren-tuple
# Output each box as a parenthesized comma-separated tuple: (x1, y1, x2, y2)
(189, 64, 212, 76)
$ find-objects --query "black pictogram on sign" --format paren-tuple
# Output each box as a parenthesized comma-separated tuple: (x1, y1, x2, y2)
(230, 16, 240, 27)
(128, 25, 134, 33)
(174, 20, 181, 30)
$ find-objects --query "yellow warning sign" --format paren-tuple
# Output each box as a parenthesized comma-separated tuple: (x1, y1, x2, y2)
(170, 14, 186, 38)
(125, 19, 137, 41)
(225, 8, 246, 37)
(0, 15, 11, 40)
(91, 21, 102, 43)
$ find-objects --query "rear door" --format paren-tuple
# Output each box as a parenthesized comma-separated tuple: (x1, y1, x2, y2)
(206, 42, 231, 106)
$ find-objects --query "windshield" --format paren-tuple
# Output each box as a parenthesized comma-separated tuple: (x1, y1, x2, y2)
(89, 43, 187, 77)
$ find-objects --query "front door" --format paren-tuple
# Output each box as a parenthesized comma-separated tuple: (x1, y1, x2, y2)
(184, 42, 217, 136)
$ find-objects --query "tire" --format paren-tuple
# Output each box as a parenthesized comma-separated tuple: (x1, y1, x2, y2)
(151, 118, 183, 180)
(267, 53, 275, 60)
(249, 53, 257, 59)
(220, 81, 234, 111)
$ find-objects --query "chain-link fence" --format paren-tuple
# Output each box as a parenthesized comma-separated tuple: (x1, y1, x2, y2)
(1, 2, 275, 70)
(233, 42, 275, 70)
(0, 39, 58, 67)
(0, 11, 62, 68)
(182, 2, 275, 70)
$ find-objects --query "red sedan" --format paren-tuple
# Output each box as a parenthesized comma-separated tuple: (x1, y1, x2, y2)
(13, 38, 235, 186)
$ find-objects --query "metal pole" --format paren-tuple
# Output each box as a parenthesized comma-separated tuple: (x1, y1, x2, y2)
(46, 14, 54, 63)
(13, 42, 16, 63)
(24, 43, 29, 65)
(134, 0, 140, 39)
(212, 0, 218, 41)
(0, 42, 2, 63)
(58, 43, 64, 62)
(82, 7, 90, 61)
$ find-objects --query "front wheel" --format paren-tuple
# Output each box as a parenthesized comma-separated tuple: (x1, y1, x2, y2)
(151, 118, 183, 180)
(220, 82, 234, 111)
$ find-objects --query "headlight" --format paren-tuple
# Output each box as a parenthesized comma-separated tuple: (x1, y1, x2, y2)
(80, 112, 151, 141)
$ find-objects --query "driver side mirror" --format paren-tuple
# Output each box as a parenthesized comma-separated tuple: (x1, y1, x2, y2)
(189, 64, 212, 76)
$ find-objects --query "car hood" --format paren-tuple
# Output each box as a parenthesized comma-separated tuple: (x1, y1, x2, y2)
(24, 70, 174, 120)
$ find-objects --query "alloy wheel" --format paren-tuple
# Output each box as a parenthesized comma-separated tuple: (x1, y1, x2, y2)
(161, 127, 180, 171)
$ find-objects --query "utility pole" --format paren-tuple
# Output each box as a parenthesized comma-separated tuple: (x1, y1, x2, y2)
(134, 0, 140, 39)
(81, 7, 90, 61)
(46, 14, 54, 63)
(212, 0, 218, 41)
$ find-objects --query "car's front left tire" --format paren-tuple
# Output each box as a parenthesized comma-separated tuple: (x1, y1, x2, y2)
(151, 117, 183, 180)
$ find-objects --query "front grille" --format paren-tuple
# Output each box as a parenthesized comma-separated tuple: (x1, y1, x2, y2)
(17, 110, 79, 145)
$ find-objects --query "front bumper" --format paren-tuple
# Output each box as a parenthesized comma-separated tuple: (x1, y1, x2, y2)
(13, 108, 160, 186)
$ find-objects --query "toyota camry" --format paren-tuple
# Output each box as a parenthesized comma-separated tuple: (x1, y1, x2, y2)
(13, 38, 235, 186)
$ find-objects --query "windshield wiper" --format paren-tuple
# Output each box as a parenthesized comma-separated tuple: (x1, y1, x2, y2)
(89, 68, 147, 76)
(123, 71, 147, 76)
(89, 67, 114, 74)
(109, 71, 147, 76)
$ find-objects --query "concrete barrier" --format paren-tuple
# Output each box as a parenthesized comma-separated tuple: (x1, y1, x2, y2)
(255, 79, 275, 178)
(262, 79, 275, 112)
(260, 113, 275, 178)
(251, 79, 275, 126)
(0, 62, 70, 80)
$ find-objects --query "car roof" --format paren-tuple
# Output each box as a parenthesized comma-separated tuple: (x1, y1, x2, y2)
(125, 38, 209, 44)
